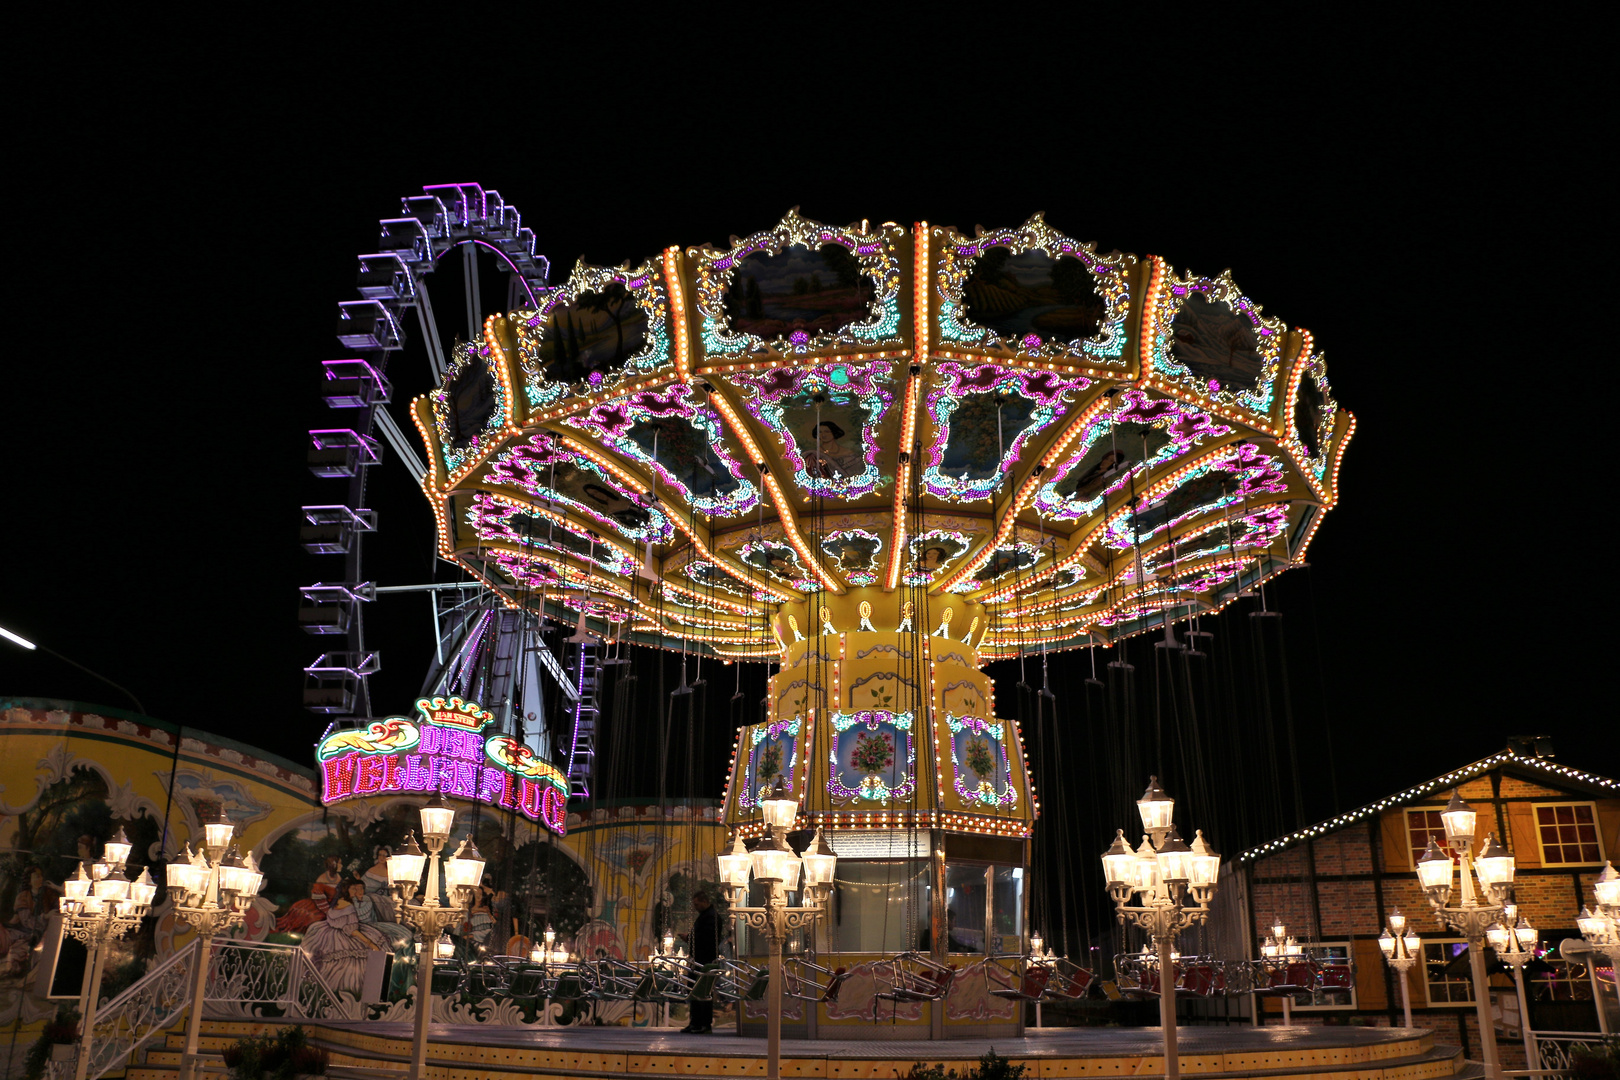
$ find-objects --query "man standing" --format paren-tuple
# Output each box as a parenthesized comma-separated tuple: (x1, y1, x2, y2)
(680, 891, 719, 1034)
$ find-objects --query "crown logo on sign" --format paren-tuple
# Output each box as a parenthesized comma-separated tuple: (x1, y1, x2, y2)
(414, 696, 495, 732)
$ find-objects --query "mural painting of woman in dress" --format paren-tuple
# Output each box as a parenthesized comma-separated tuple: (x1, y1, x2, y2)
(804, 420, 861, 480)
(778, 390, 877, 487)
(275, 855, 341, 933)
(301, 878, 389, 999)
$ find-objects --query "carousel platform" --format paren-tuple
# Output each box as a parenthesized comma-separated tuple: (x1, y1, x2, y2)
(127, 1018, 1467, 1080)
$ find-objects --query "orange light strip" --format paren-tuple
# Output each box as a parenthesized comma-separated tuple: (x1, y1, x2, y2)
(1323, 410, 1356, 508)
(410, 397, 450, 544)
(475, 490, 640, 567)
(664, 247, 691, 383)
(659, 577, 758, 615)
(1138, 256, 1165, 379)
(887, 223, 928, 592)
(699, 385, 838, 596)
(431, 317, 525, 491)
(936, 391, 1114, 594)
(760, 471, 843, 594)
(556, 434, 798, 603)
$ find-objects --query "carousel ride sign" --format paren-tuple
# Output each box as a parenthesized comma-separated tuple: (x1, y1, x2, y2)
(317, 696, 569, 835)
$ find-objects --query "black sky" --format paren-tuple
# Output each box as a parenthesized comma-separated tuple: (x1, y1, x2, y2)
(4, 18, 1613, 840)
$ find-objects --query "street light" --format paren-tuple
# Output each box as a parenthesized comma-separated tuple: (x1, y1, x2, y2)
(0, 621, 148, 715)
(1103, 778, 1219, 1080)
(58, 829, 161, 1080)
(1258, 921, 1305, 1026)
(388, 795, 484, 1080)
(1377, 909, 1422, 1028)
(1578, 861, 1619, 956)
(721, 777, 836, 1080)
(1418, 791, 1515, 1080)
(1486, 903, 1541, 1066)
(1573, 861, 1618, 1036)
(165, 809, 262, 1080)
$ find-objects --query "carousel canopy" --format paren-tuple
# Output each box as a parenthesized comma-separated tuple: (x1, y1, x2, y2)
(409, 204, 1352, 663)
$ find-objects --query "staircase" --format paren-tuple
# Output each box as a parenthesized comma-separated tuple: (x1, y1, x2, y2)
(126, 1020, 404, 1079)
(567, 642, 601, 799)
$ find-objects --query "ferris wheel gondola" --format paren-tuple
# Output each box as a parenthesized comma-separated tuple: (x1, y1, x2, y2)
(300, 184, 567, 757)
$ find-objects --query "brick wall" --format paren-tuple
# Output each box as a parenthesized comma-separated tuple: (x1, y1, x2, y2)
(1313, 830, 1374, 875)
(1318, 878, 1378, 937)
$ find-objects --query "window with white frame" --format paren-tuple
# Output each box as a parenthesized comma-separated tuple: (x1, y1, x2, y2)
(1405, 809, 1461, 868)
(1292, 942, 1356, 1010)
(1421, 939, 1475, 1005)
(1532, 802, 1605, 866)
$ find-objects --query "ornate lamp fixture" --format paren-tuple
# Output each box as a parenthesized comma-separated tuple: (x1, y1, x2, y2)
(1102, 778, 1219, 1080)
(1376, 909, 1423, 1028)
(59, 828, 164, 1080)
(386, 794, 485, 1080)
(161, 811, 263, 1080)
(720, 777, 836, 1080)
(1418, 791, 1516, 1080)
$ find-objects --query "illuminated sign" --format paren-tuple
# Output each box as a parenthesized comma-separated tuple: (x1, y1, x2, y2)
(317, 696, 568, 835)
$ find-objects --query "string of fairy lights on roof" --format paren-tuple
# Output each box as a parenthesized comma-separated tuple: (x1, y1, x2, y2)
(1237, 749, 1619, 863)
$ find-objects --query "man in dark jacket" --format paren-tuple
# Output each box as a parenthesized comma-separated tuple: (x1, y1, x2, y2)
(680, 891, 719, 1033)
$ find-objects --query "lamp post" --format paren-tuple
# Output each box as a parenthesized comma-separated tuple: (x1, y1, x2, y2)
(527, 925, 573, 1027)
(1417, 791, 1516, 1080)
(717, 778, 836, 1080)
(164, 809, 264, 1080)
(58, 829, 160, 1080)
(387, 794, 485, 1080)
(1575, 861, 1617, 1035)
(1486, 905, 1541, 1066)
(1258, 921, 1305, 1026)
(1101, 777, 1220, 1080)
(1377, 910, 1423, 1028)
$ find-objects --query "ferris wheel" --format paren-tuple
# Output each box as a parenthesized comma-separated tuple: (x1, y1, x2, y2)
(298, 184, 578, 767)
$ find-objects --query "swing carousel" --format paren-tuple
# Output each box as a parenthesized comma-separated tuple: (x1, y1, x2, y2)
(403, 196, 1353, 1040)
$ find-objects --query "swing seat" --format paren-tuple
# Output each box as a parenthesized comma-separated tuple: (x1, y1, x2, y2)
(502, 963, 549, 998)
(588, 960, 643, 1001)
(988, 960, 1053, 1000)
(1317, 960, 1354, 992)
(549, 968, 591, 1004)
(783, 956, 842, 1002)
(1041, 959, 1095, 1001)
(1179, 962, 1222, 997)
(687, 963, 724, 1003)
(464, 961, 508, 998)
(714, 960, 769, 1002)
(877, 952, 954, 1002)
(1253, 959, 1314, 993)
(429, 961, 467, 996)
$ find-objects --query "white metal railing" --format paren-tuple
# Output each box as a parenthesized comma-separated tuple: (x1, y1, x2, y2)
(1524, 1030, 1614, 1077)
(81, 939, 200, 1080)
(205, 938, 354, 1021)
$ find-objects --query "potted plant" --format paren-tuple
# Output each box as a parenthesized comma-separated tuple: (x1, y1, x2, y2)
(22, 1006, 79, 1080)
(220, 1025, 329, 1079)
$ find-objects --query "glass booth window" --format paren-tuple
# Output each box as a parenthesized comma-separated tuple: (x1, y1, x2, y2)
(943, 864, 987, 953)
(827, 860, 929, 954)
(991, 866, 1024, 954)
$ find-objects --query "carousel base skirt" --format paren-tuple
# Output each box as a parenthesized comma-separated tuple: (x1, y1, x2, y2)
(129, 1018, 1467, 1080)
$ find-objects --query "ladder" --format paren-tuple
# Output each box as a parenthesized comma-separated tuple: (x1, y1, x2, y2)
(567, 642, 602, 799)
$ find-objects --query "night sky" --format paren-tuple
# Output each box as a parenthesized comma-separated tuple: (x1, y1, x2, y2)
(5, 23, 1611, 906)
